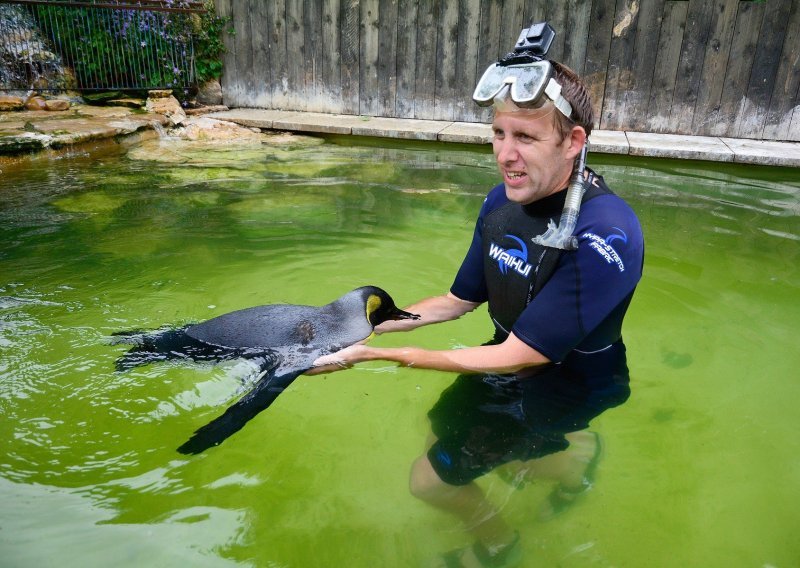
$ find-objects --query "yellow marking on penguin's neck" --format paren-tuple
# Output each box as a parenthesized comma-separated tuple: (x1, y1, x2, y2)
(366, 294, 382, 325)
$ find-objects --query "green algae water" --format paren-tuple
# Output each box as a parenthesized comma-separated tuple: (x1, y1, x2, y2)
(1, 133, 798, 567)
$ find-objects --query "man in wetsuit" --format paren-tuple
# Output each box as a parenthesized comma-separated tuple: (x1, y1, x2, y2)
(314, 29, 644, 568)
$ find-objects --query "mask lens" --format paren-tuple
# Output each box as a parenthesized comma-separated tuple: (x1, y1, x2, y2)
(509, 62, 550, 106)
(473, 64, 508, 106)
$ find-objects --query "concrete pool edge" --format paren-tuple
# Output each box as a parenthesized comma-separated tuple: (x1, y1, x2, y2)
(1, 105, 798, 168)
(206, 109, 800, 168)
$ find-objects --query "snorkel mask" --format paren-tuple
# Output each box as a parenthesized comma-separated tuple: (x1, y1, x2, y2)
(474, 22, 588, 250)
(473, 23, 572, 118)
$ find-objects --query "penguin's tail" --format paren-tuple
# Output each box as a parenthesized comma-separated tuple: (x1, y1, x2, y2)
(177, 362, 299, 455)
(112, 327, 195, 372)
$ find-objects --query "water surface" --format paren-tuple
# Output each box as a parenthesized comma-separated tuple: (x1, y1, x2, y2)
(1, 133, 798, 567)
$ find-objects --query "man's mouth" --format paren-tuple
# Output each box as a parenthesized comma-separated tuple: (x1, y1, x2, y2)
(505, 170, 527, 182)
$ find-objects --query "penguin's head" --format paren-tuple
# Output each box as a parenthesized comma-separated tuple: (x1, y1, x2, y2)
(356, 286, 420, 327)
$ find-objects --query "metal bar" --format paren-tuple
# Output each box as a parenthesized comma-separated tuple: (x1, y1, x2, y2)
(1, 0, 199, 91)
(0, 0, 206, 14)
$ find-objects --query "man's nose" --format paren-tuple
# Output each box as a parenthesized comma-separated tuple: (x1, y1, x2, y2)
(494, 138, 518, 164)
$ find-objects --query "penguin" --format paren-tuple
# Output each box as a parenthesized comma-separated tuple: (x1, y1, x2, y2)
(113, 286, 419, 454)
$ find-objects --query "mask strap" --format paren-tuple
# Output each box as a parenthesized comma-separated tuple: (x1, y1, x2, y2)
(544, 78, 573, 119)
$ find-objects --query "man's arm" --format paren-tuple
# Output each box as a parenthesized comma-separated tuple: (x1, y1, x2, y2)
(313, 331, 550, 375)
(304, 292, 482, 376)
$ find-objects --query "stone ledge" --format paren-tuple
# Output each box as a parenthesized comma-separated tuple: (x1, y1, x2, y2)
(2, 105, 798, 167)
(625, 132, 735, 162)
(208, 109, 798, 167)
(720, 138, 800, 168)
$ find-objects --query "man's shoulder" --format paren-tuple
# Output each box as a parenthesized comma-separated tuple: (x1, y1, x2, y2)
(481, 184, 509, 215)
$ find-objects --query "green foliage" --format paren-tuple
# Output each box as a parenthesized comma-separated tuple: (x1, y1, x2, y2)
(193, 0, 233, 83)
(30, 1, 231, 90)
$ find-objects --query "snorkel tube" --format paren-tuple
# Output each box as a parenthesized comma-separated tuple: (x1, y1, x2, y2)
(474, 21, 589, 251)
(531, 142, 588, 250)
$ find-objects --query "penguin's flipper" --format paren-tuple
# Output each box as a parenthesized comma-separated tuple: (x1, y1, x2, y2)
(113, 327, 236, 372)
(176, 357, 306, 455)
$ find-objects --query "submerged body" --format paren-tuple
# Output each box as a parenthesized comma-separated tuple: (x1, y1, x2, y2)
(114, 286, 417, 454)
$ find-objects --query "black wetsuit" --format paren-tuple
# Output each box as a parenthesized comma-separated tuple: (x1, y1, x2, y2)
(427, 174, 645, 485)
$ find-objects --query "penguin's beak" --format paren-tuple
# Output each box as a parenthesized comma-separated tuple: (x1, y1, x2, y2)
(389, 307, 420, 321)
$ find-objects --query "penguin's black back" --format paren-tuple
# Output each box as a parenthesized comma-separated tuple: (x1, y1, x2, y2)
(185, 298, 371, 351)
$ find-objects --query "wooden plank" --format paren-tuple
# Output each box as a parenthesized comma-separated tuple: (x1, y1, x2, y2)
(434, 0, 459, 120)
(523, 0, 546, 30)
(454, 0, 483, 122)
(321, 0, 342, 112)
(377, 0, 399, 116)
(414, 0, 439, 119)
(477, 0, 502, 65)
(601, 0, 639, 131)
(499, 0, 525, 58)
(670, 0, 715, 134)
(624, 0, 666, 131)
(762, 0, 800, 141)
(716, 1, 763, 138)
(303, 0, 323, 110)
(231, 0, 254, 107)
(394, 0, 418, 118)
(543, 0, 568, 61)
(689, 0, 738, 135)
(470, 0, 498, 124)
(266, 0, 289, 108)
(340, 0, 360, 114)
(584, 0, 616, 131)
(359, 0, 379, 115)
(788, 105, 800, 142)
(248, 0, 271, 108)
(561, 0, 591, 76)
(285, 0, 306, 110)
(645, 1, 689, 132)
(215, 0, 236, 105)
(737, 0, 794, 138)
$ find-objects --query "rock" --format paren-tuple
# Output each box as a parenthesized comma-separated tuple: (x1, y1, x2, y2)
(145, 94, 186, 126)
(147, 89, 173, 99)
(83, 91, 123, 104)
(44, 99, 70, 111)
(0, 95, 24, 111)
(196, 79, 223, 106)
(0, 132, 49, 155)
(24, 96, 47, 111)
(185, 105, 229, 116)
(107, 98, 145, 109)
(174, 117, 262, 141)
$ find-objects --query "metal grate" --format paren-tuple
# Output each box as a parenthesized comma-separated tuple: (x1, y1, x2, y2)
(0, 0, 203, 91)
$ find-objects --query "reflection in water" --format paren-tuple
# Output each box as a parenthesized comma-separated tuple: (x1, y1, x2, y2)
(413, 342, 630, 565)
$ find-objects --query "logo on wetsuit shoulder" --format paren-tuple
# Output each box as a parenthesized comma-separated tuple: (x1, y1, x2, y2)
(582, 228, 627, 272)
(488, 234, 533, 277)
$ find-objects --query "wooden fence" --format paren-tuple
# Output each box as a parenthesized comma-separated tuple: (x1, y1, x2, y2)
(215, 0, 800, 141)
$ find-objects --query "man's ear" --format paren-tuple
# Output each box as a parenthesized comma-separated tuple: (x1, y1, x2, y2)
(565, 126, 587, 159)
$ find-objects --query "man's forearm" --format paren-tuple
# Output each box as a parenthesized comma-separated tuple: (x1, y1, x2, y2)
(342, 333, 550, 375)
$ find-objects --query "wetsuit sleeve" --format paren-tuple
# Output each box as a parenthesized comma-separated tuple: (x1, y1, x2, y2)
(450, 186, 507, 303)
(511, 195, 644, 362)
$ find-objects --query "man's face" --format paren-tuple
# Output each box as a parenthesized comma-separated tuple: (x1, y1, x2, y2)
(491, 109, 579, 205)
